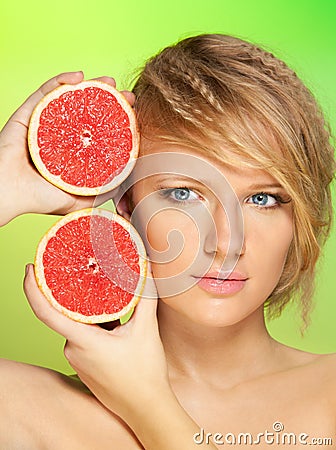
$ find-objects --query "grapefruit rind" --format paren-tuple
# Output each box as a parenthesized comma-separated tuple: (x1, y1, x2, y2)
(34, 208, 147, 324)
(28, 81, 139, 196)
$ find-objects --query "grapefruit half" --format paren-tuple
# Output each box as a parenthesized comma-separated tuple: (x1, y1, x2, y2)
(34, 208, 147, 323)
(28, 80, 139, 195)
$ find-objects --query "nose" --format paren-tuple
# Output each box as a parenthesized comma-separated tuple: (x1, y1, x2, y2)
(203, 199, 245, 266)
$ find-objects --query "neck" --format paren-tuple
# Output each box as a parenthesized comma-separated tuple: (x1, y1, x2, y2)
(158, 302, 279, 389)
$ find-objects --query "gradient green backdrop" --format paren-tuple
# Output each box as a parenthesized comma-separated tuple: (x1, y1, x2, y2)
(1, 0, 335, 373)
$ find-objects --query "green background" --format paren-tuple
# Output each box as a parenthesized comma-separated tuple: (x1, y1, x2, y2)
(1, 0, 335, 373)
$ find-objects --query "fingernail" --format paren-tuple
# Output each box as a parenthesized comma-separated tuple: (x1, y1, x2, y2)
(25, 264, 30, 275)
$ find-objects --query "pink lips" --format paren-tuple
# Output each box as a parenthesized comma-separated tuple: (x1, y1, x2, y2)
(195, 271, 247, 295)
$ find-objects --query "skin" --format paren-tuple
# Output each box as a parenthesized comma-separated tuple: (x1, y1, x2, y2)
(0, 73, 335, 449)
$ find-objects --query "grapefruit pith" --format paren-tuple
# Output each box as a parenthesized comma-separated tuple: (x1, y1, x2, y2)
(34, 208, 147, 323)
(28, 80, 139, 195)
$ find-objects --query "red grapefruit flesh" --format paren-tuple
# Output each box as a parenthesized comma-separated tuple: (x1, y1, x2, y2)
(28, 81, 139, 195)
(34, 208, 147, 323)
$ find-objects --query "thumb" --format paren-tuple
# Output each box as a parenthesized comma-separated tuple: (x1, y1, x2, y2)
(131, 261, 159, 325)
(141, 260, 158, 300)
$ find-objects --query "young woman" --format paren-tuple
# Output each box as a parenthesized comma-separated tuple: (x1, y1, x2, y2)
(0, 34, 335, 449)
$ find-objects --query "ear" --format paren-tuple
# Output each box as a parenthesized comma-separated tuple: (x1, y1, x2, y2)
(114, 189, 134, 221)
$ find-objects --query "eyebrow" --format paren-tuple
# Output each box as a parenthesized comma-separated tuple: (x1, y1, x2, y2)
(247, 183, 284, 190)
(153, 175, 284, 190)
(153, 175, 209, 185)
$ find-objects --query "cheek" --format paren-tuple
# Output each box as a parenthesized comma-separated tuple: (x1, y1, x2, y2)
(246, 211, 293, 277)
(146, 210, 201, 277)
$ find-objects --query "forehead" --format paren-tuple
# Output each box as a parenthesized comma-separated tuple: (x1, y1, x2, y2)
(133, 138, 280, 189)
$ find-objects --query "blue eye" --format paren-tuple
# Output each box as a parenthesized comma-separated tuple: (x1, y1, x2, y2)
(172, 188, 193, 201)
(251, 193, 276, 207)
(247, 192, 286, 210)
(158, 187, 200, 204)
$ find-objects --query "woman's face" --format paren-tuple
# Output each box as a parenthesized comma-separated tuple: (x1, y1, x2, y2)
(124, 140, 294, 327)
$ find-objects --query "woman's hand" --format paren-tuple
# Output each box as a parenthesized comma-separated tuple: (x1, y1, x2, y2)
(23, 262, 169, 418)
(23, 264, 217, 449)
(0, 72, 135, 226)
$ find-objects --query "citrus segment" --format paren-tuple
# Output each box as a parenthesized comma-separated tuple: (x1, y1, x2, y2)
(28, 81, 139, 195)
(34, 209, 147, 323)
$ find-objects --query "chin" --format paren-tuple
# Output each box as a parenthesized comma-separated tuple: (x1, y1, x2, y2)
(158, 282, 268, 328)
(187, 312, 251, 328)
(166, 301, 252, 328)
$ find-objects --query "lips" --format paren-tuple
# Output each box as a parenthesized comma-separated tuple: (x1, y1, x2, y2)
(194, 271, 248, 295)
(196, 271, 248, 281)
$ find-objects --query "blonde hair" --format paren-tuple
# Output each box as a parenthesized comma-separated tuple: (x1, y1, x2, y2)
(132, 34, 335, 327)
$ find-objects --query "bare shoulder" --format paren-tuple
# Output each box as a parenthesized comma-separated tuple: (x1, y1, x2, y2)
(0, 357, 88, 405)
(310, 352, 336, 392)
(301, 352, 336, 413)
(0, 358, 142, 449)
(274, 341, 336, 372)
(273, 342, 336, 398)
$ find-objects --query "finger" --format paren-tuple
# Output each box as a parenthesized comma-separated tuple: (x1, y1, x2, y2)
(108, 261, 158, 335)
(54, 71, 85, 86)
(120, 91, 136, 106)
(92, 76, 116, 87)
(90, 77, 135, 105)
(132, 294, 158, 325)
(23, 263, 98, 343)
(92, 78, 135, 106)
(64, 190, 117, 214)
(141, 261, 158, 300)
(10, 71, 84, 125)
(130, 261, 159, 325)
